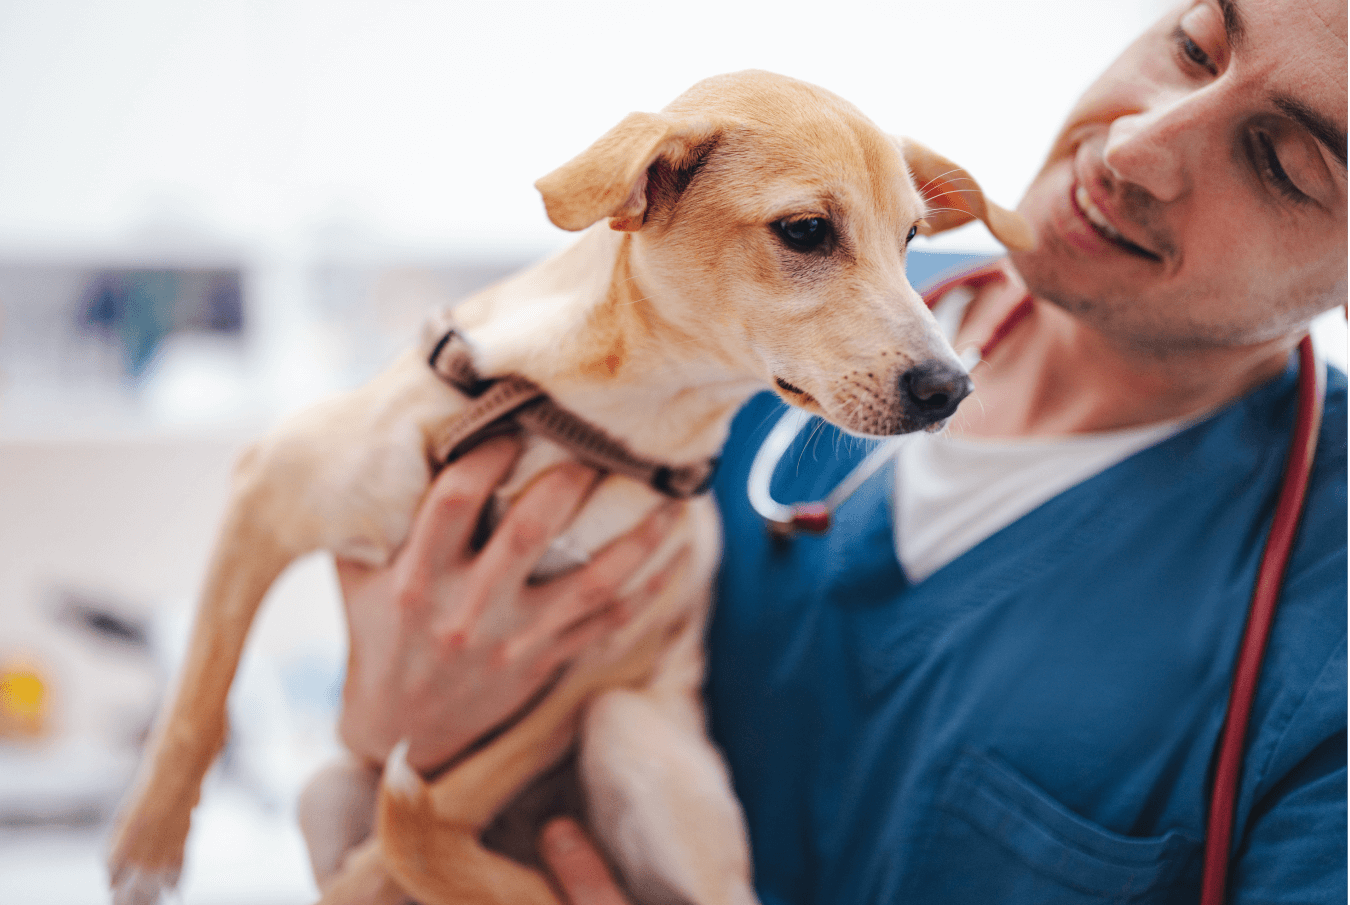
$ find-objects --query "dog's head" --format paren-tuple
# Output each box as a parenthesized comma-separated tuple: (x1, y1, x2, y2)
(536, 71, 1033, 436)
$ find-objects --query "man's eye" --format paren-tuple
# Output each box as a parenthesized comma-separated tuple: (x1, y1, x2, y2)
(774, 217, 832, 252)
(1253, 131, 1309, 205)
(1172, 26, 1218, 76)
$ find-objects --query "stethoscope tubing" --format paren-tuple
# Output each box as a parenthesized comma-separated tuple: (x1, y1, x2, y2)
(1201, 332, 1325, 905)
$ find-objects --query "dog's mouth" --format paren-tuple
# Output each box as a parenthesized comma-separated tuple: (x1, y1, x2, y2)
(777, 372, 962, 438)
(775, 376, 820, 408)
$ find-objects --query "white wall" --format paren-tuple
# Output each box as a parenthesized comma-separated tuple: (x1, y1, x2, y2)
(0, 0, 1174, 257)
(0, 0, 1341, 422)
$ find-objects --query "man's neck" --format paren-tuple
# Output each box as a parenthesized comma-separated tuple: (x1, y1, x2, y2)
(950, 263, 1300, 439)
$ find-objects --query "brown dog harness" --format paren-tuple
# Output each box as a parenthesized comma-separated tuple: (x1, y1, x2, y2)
(426, 327, 718, 499)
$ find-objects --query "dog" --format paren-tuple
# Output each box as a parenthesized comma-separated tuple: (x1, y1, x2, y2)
(107, 70, 1032, 905)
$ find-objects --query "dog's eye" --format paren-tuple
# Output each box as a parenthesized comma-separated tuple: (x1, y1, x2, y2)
(774, 217, 831, 252)
(906, 224, 919, 245)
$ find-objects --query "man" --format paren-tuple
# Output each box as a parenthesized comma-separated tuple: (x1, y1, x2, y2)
(336, 0, 1347, 900)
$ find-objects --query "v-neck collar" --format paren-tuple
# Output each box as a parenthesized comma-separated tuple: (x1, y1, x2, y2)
(810, 359, 1302, 698)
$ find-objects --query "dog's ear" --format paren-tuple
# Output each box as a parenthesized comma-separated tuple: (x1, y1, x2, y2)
(536, 112, 720, 232)
(897, 137, 1035, 251)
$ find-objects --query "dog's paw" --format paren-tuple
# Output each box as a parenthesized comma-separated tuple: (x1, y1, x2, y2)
(110, 865, 180, 905)
(106, 798, 189, 905)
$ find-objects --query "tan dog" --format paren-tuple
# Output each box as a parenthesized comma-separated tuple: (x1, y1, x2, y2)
(107, 70, 1031, 905)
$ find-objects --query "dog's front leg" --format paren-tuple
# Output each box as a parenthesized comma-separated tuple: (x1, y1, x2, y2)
(579, 619, 760, 905)
(107, 457, 301, 904)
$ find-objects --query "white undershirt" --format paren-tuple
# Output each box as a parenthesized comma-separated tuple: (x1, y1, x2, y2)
(891, 422, 1186, 583)
(892, 286, 1189, 583)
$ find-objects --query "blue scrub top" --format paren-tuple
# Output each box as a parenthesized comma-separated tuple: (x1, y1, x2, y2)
(706, 360, 1347, 904)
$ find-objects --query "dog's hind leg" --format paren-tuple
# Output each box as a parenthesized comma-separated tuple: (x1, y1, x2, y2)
(107, 452, 307, 905)
(579, 619, 759, 905)
(314, 838, 412, 905)
(298, 754, 381, 890)
(370, 613, 680, 905)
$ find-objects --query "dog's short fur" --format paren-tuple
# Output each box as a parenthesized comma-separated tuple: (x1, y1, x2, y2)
(107, 71, 1031, 905)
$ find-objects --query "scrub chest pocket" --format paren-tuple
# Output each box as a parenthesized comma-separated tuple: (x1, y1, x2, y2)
(911, 750, 1201, 904)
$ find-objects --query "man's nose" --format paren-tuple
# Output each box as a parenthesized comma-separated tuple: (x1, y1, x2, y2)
(1102, 93, 1196, 203)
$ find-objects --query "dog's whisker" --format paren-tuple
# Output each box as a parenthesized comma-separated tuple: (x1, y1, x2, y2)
(916, 165, 967, 194)
(791, 416, 828, 477)
(924, 188, 988, 200)
(611, 292, 656, 308)
(921, 172, 979, 189)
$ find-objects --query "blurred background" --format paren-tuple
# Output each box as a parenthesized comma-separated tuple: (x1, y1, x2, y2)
(2, 1, 1342, 902)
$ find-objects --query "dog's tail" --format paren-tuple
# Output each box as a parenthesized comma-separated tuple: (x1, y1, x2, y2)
(376, 740, 563, 905)
(374, 619, 674, 905)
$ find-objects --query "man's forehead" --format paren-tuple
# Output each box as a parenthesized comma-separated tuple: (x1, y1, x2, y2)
(1225, 0, 1348, 47)
(1298, 0, 1349, 45)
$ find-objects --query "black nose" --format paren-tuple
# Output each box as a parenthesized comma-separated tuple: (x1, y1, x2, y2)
(900, 361, 972, 422)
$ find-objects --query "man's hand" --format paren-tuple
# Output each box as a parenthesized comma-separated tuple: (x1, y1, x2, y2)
(337, 435, 684, 773)
(540, 818, 633, 905)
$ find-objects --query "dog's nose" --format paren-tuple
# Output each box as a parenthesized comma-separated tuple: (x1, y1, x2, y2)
(899, 361, 972, 422)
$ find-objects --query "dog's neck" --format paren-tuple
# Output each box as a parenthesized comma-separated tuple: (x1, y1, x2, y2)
(451, 227, 763, 465)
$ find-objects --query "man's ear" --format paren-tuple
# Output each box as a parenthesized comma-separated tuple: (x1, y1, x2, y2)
(897, 136, 1036, 251)
(536, 112, 720, 232)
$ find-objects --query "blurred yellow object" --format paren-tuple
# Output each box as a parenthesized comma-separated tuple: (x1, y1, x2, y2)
(0, 658, 48, 738)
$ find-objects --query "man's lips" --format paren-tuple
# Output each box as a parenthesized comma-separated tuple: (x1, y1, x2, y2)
(1070, 181, 1161, 262)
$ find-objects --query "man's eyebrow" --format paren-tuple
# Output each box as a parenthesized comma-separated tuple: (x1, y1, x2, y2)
(1221, 0, 1347, 172)
(1274, 95, 1349, 170)
(1217, 0, 1246, 48)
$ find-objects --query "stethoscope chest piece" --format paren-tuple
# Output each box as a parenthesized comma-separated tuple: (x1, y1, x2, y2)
(766, 502, 831, 540)
(749, 407, 909, 541)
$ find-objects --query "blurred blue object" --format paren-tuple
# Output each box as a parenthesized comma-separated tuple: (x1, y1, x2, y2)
(907, 249, 991, 292)
(80, 269, 243, 378)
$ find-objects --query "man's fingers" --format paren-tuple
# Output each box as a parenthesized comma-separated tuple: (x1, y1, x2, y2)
(632, 544, 691, 618)
(532, 543, 693, 674)
(544, 605, 624, 668)
(540, 818, 631, 905)
(509, 503, 684, 658)
(402, 436, 523, 576)
(561, 501, 683, 607)
(449, 462, 600, 639)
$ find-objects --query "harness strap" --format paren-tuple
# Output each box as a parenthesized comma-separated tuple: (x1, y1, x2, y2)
(426, 326, 718, 499)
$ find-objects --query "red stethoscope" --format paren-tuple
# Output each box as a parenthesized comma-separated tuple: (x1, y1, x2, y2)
(747, 266, 1328, 903)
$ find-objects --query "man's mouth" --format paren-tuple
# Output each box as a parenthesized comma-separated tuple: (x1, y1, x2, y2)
(1071, 183, 1161, 262)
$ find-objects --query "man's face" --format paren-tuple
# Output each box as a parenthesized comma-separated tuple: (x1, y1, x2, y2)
(1013, 0, 1347, 351)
